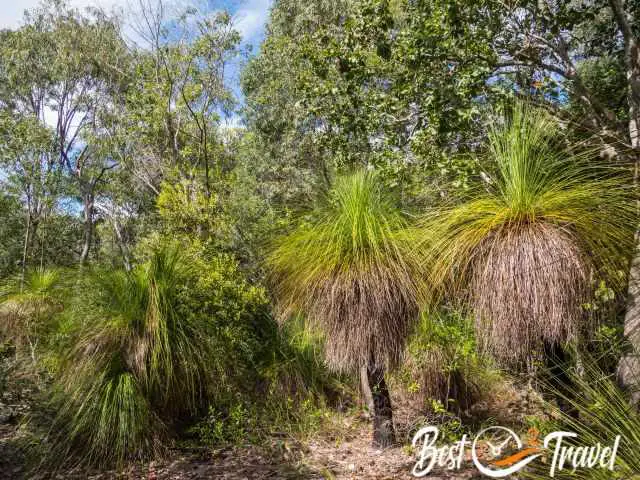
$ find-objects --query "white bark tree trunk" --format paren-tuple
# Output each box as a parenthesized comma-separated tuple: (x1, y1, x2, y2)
(610, 0, 640, 405)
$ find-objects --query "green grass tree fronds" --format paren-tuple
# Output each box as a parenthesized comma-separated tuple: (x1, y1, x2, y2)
(268, 170, 426, 447)
(421, 102, 637, 368)
(523, 361, 640, 479)
(0, 269, 63, 363)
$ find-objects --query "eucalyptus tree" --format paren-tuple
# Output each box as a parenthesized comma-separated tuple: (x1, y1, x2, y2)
(0, 193, 24, 277)
(268, 171, 424, 447)
(0, 0, 129, 264)
(95, 0, 245, 261)
(126, 0, 240, 194)
(0, 108, 58, 280)
(243, 0, 512, 210)
(241, 0, 354, 206)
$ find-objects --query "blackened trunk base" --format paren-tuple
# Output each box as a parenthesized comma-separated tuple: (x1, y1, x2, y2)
(367, 365, 395, 448)
(543, 342, 578, 418)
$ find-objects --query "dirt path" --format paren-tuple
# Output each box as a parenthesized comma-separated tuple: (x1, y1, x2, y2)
(127, 413, 477, 480)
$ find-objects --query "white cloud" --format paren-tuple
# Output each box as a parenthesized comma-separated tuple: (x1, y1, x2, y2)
(0, 0, 38, 29)
(233, 0, 271, 43)
(2, 0, 272, 44)
(0, 0, 127, 30)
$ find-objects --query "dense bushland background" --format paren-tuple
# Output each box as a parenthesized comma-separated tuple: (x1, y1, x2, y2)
(2, 0, 640, 477)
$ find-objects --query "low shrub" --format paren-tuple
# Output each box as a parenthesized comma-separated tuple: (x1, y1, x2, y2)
(401, 309, 495, 413)
(191, 314, 352, 446)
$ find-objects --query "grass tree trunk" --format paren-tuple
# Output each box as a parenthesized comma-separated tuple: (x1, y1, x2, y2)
(543, 342, 578, 417)
(360, 365, 375, 417)
(367, 364, 395, 448)
(611, 0, 640, 406)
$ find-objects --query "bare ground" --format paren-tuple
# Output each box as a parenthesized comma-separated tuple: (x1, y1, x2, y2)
(0, 379, 541, 479)
(1, 420, 478, 479)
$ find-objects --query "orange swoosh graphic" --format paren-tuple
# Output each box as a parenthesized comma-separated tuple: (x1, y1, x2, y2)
(492, 447, 541, 467)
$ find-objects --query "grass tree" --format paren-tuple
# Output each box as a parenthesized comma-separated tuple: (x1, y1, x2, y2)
(0, 269, 62, 363)
(50, 245, 215, 466)
(268, 171, 424, 447)
(422, 102, 637, 371)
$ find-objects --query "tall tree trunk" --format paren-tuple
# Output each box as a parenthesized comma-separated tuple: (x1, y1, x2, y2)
(80, 193, 94, 265)
(611, 0, 640, 405)
(112, 219, 131, 271)
(619, 239, 640, 406)
(367, 364, 395, 448)
(20, 212, 32, 292)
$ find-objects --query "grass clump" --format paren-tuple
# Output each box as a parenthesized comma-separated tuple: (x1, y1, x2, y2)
(0, 269, 64, 362)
